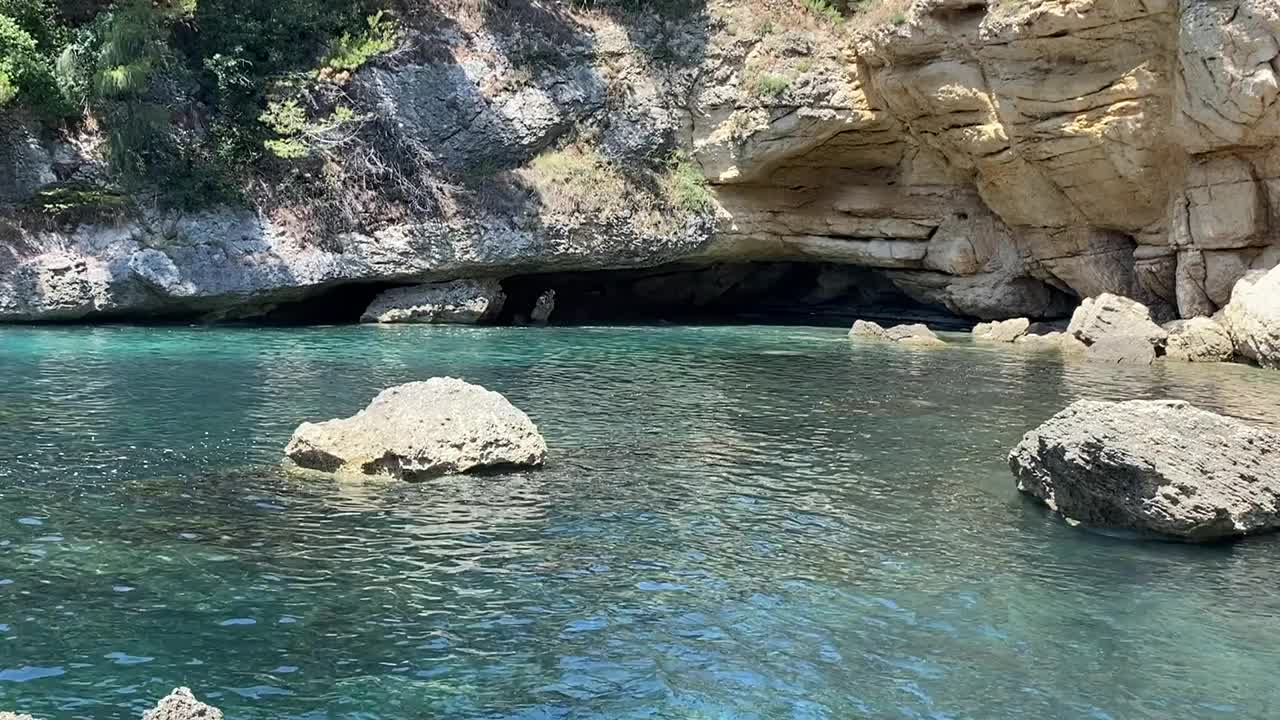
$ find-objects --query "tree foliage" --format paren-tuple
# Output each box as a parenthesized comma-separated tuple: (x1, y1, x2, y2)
(6, 0, 399, 207)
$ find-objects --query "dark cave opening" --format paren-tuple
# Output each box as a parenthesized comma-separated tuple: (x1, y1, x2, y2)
(247, 281, 409, 325)
(499, 262, 969, 329)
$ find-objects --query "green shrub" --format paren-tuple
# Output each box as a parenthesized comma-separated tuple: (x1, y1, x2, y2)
(755, 73, 790, 98)
(323, 11, 399, 72)
(0, 13, 63, 113)
(661, 152, 714, 213)
(802, 0, 844, 23)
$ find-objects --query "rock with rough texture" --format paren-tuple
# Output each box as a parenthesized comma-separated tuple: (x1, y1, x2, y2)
(362, 279, 506, 325)
(286, 378, 547, 480)
(1164, 317, 1234, 363)
(973, 317, 1030, 342)
(142, 688, 223, 720)
(849, 319, 889, 340)
(1009, 400, 1280, 540)
(530, 289, 556, 325)
(1068, 294, 1168, 347)
(2, 0, 1280, 324)
(1016, 331, 1088, 355)
(1223, 267, 1280, 368)
(1086, 336, 1157, 365)
(0, 713, 34, 720)
(850, 320, 943, 345)
(885, 323, 944, 345)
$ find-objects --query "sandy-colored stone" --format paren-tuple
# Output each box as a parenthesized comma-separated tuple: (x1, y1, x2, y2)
(1086, 336, 1157, 365)
(973, 317, 1030, 342)
(1164, 317, 1234, 363)
(1223, 267, 1280, 368)
(1068, 294, 1168, 346)
(286, 378, 547, 480)
(1010, 400, 1280, 540)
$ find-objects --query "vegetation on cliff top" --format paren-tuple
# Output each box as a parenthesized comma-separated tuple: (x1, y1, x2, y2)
(0, 0, 396, 207)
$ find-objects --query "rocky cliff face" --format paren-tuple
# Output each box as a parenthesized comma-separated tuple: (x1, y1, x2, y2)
(0, 0, 1277, 323)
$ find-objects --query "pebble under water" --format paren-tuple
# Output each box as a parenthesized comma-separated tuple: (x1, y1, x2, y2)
(2, 325, 1280, 720)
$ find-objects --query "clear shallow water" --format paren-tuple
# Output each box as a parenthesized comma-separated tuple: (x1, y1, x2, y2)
(2, 325, 1280, 720)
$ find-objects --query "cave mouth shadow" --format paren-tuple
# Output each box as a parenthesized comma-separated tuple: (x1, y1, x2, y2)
(500, 261, 973, 329)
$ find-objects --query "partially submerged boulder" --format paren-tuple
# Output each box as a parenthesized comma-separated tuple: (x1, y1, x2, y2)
(1009, 400, 1280, 541)
(849, 319, 889, 340)
(973, 317, 1030, 342)
(1086, 336, 1157, 365)
(361, 279, 506, 325)
(143, 688, 222, 720)
(286, 378, 547, 480)
(850, 320, 944, 346)
(1163, 317, 1234, 363)
(1223, 267, 1280, 368)
(1068, 294, 1167, 346)
(1066, 294, 1167, 363)
(1016, 331, 1087, 355)
(0, 713, 34, 720)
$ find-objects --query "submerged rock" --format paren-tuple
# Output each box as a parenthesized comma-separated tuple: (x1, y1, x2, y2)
(142, 688, 223, 720)
(286, 378, 547, 480)
(1009, 400, 1280, 541)
(973, 318, 1030, 342)
(1163, 317, 1234, 363)
(361, 279, 506, 325)
(1223, 267, 1280, 368)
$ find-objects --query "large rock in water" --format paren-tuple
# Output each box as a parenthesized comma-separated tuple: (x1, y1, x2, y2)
(286, 379, 547, 480)
(1163, 317, 1234, 363)
(849, 320, 944, 345)
(1009, 400, 1280, 540)
(972, 318, 1030, 343)
(361, 279, 506, 325)
(143, 689, 222, 720)
(1067, 294, 1168, 347)
(1223, 267, 1280, 368)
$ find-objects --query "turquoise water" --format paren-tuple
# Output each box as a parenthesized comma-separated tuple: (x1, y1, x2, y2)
(3, 325, 1280, 720)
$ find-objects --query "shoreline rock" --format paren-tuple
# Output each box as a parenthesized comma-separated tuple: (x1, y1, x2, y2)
(361, 279, 507, 325)
(1164, 317, 1234, 363)
(850, 319, 945, 346)
(973, 318, 1030, 343)
(1009, 400, 1280, 541)
(1223, 267, 1280, 369)
(285, 378, 547, 480)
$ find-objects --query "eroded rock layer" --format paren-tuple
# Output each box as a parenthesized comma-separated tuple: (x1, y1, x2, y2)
(0, 0, 1277, 322)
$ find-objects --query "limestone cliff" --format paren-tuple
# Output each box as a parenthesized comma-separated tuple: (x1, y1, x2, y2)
(0, 0, 1277, 322)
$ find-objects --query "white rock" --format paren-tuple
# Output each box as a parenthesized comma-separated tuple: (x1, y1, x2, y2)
(286, 379, 547, 480)
(1223, 267, 1280, 369)
(1163, 317, 1234, 363)
(1067, 294, 1168, 347)
(362, 279, 506, 324)
(973, 317, 1030, 342)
